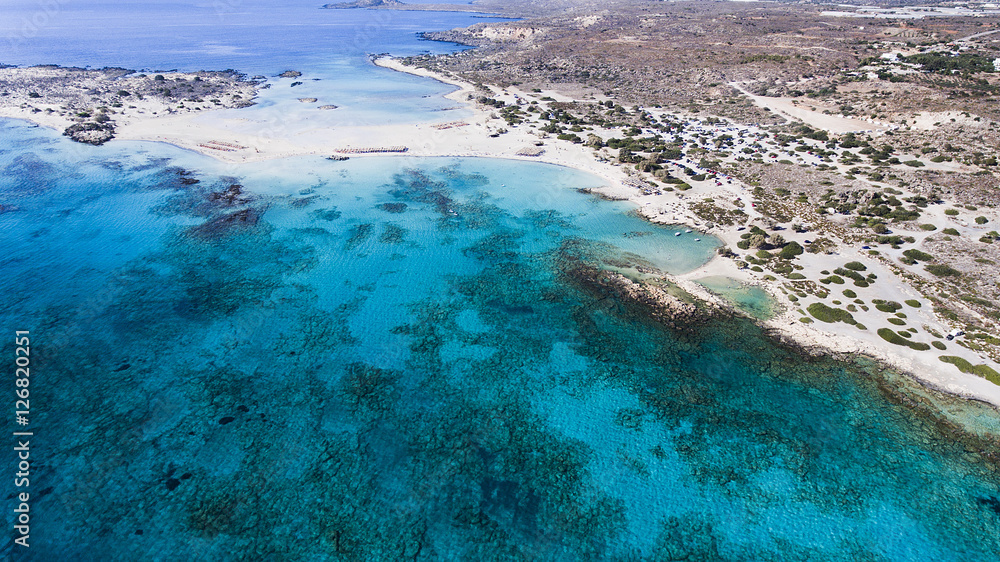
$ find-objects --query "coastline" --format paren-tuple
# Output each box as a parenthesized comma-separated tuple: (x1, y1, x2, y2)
(373, 57, 1000, 412)
(3, 57, 1000, 411)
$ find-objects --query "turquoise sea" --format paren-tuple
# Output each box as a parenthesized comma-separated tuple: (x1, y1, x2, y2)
(2, 1, 1000, 560)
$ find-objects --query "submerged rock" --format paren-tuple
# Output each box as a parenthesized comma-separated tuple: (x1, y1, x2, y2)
(207, 183, 253, 207)
(378, 202, 407, 213)
(189, 207, 263, 239)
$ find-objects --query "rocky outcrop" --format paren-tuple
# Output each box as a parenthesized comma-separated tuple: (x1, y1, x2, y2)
(566, 264, 717, 330)
(63, 122, 114, 145)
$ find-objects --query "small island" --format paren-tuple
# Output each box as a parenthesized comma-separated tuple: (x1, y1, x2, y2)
(0, 65, 261, 144)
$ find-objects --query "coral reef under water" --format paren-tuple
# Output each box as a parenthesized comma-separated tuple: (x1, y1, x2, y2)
(2, 157, 1000, 561)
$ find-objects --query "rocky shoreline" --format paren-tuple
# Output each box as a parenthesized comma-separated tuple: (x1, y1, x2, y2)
(564, 263, 721, 331)
(563, 250, 1000, 459)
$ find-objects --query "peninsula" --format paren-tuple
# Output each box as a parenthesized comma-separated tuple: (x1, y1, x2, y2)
(0, 66, 260, 144)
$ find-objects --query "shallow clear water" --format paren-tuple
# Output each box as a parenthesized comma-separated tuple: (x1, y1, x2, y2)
(2, 120, 1000, 560)
(2, 4, 1000, 561)
(696, 275, 776, 320)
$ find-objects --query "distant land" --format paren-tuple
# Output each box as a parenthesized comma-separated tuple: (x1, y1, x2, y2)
(322, 0, 489, 12)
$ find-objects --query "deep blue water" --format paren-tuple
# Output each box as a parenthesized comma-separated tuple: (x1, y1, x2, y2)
(2, 3, 1000, 560)
(2, 0, 497, 72)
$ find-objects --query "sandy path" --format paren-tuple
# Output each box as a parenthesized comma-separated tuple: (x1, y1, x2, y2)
(729, 82, 890, 134)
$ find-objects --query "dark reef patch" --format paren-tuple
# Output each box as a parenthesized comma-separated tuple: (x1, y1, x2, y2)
(379, 224, 408, 244)
(378, 202, 407, 213)
(188, 207, 264, 240)
(311, 207, 342, 221)
(344, 223, 373, 250)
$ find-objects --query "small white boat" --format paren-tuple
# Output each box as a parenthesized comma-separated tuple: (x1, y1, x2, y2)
(685, 229, 692, 233)
(694, 238, 701, 241)
(674, 232, 681, 236)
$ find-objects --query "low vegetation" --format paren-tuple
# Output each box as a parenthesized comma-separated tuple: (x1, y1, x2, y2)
(878, 328, 931, 351)
(939, 356, 1000, 384)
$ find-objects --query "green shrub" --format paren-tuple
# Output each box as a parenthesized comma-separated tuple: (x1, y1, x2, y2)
(873, 300, 902, 313)
(905, 299, 921, 308)
(942, 228, 959, 236)
(919, 224, 937, 231)
(800, 317, 813, 323)
(843, 261, 867, 271)
(887, 318, 906, 326)
(932, 341, 946, 350)
(902, 249, 933, 262)
(820, 275, 845, 285)
(787, 273, 806, 280)
(833, 267, 870, 287)
(779, 241, 804, 259)
(877, 328, 930, 350)
(925, 264, 961, 277)
(807, 302, 856, 324)
(975, 216, 988, 225)
(944, 209, 959, 216)
(939, 356, 1000, 384)
(843, 289, 857, 298)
